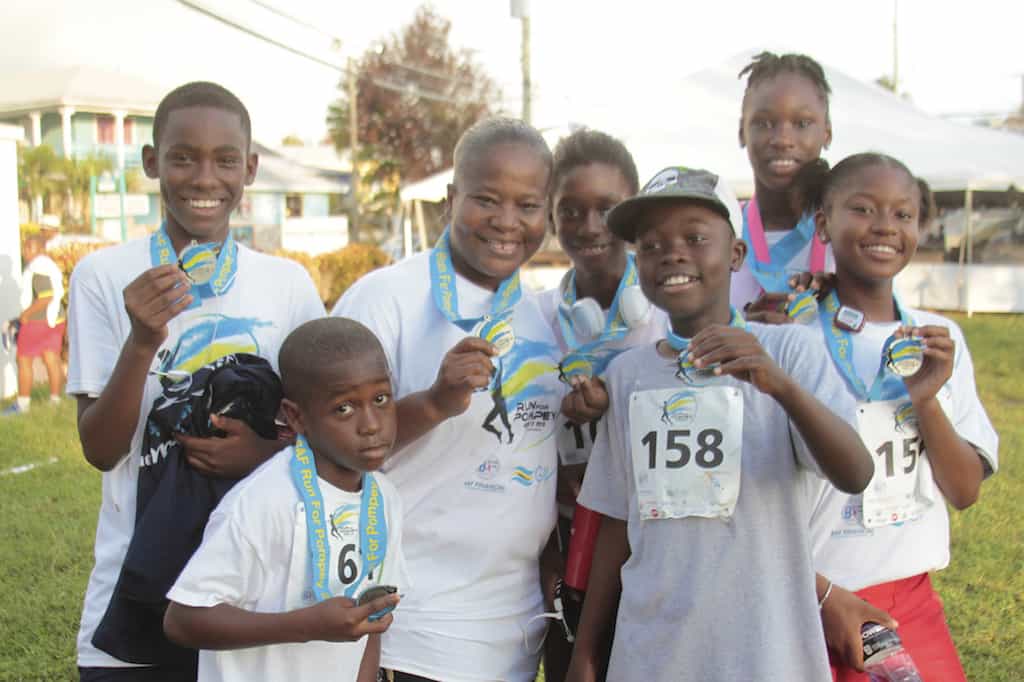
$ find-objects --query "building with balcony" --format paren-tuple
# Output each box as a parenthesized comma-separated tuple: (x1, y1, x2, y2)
(0, 67, 352, 253)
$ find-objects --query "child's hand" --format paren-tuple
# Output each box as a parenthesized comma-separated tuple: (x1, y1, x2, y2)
(426, 336, 496, 419)
(788, 271, 836, 298)
(687, 325, 790, 397)
(742, 291, 793, 325)
(176, 415, 284, 478)
(561, 376, 609, 425)
(309, 593, 400, 643)
(123, 265, 193, 351)
(900, 325, 954, 407)
(820, 584, 898, 672)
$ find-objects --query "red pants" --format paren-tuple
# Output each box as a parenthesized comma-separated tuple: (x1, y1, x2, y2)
(831, 573, 966, 682)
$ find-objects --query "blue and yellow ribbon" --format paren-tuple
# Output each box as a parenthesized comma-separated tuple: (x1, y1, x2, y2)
(289, 434, 388, 601)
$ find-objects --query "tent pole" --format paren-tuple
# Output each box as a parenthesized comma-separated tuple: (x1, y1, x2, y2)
(964, 186, 974, 318)
(414, 199, 428, 255)
(403, 203, 414, 259)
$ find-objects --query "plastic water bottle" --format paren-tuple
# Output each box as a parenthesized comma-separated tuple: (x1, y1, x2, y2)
(861, 622, 923, 681)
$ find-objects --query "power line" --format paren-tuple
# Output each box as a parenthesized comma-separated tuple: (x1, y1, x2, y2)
(246, 0, 343, 44)
(178, 0, 345, 72)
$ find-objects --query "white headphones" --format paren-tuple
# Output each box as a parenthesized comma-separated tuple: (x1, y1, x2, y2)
(558, 270, 651, 342)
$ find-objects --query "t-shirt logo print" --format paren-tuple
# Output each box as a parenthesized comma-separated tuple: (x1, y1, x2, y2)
(155, 314, 274, 383)
(481, 337, 559, 445)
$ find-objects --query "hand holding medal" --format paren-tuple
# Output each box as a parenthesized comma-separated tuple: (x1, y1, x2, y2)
(891, 325, 954, 404)
(681, 323, 791, 398)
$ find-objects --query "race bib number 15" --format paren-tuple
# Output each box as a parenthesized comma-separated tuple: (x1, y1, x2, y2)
(628, 386, 743, 520)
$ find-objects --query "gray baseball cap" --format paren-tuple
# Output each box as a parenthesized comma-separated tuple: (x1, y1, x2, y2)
(606, 166, 742, 242)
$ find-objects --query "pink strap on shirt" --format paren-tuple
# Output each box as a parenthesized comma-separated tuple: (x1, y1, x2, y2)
(745, 196, 827, 273)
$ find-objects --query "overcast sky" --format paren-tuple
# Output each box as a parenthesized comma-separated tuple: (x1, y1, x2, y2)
(4, 0, 1022, 145)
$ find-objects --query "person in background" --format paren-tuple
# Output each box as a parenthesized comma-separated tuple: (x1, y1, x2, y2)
(4, 233, 66, 415)
(734, 51, 836, 320)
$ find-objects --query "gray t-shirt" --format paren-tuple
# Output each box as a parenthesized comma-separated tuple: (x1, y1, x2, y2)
(579, 322, 853, 681)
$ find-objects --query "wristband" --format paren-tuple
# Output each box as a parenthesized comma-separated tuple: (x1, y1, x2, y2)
(818, 580, 834, 609)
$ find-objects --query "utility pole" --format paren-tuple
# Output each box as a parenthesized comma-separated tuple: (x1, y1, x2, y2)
(892, 0, 899, 94)
(347, 57, 360, 243)
(511, 0, 531, 123)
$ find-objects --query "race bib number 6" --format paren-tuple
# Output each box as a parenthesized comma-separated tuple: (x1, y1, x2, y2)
(628, 386, 743, 520)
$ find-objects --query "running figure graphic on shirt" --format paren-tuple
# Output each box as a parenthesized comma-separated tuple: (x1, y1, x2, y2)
(483, 357, 513, 444)
(480, 336, 559, 446)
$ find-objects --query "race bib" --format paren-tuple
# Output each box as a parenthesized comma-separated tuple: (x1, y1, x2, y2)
(858, 399, 938, 528)
(629, 386, 743, 520)
(557, 417, 600, 466)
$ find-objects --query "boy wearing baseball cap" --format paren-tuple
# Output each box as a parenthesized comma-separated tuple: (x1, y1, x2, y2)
(564, 168, 873, 681)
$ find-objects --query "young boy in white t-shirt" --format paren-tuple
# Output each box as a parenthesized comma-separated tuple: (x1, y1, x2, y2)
(564, 167, 873, 681)
(164, 317, 408, 682)
(67, 82, 324, 680)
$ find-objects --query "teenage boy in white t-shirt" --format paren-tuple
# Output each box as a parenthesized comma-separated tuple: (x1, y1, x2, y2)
(67, 82, 324, 681)
(564, 167, 873, 682)
(164, 317, 409, 682)
(333, 118, 564, 682)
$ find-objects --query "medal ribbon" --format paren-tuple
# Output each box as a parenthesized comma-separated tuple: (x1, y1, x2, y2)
(819, 291, 916, 402)
(665, 307, 746, 353)
(290, 434, 388, 601)
(742, 197, 826, 293)
(149, 222, 238, 307)
(429, 227, 522, 332)
(557, 254, 640, 369)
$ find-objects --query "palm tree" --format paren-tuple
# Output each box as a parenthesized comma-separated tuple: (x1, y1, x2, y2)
(61, 154, 113, 227)
(17, 144, 62, 222)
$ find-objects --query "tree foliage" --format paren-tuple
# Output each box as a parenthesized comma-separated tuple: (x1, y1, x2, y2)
(326, 5, 500, 182)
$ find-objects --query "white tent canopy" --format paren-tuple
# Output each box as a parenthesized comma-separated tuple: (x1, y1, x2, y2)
(401, 49, 1024, 201)
(587, 49, 1024, 195)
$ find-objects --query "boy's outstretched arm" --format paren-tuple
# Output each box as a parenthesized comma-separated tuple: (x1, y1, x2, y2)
(356, 633, 382, 682)
(688, 325, 873, 494)
(164, 593, 399, 651)
(771, 373, 873, 494)
(565, 517, 628, 682)
(77, 265, 193, 470)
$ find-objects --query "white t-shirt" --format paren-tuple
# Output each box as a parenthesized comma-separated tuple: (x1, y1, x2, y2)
(578, 323, 853, 681)
(807, 309, 999, 591)
(731, 228, 836, 310)
(21, 253, 64, 326)
(332, 252, 564, 682)
(537, 284, 668, 489)
(66, 237, 325, 668)
(168, 449, 410, 682)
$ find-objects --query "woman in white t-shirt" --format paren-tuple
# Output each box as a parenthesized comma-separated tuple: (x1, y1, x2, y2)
(803, 153, 999, 681)
(333, 118, 564, 682)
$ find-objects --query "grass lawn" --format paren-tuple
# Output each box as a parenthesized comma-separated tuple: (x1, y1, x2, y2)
(1, 314, 1021, 681)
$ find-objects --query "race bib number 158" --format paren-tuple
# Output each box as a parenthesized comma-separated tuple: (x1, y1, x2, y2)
(629, 386, 743, 520)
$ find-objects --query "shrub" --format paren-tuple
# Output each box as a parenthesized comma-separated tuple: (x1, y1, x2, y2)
(275, 244, 392, 310)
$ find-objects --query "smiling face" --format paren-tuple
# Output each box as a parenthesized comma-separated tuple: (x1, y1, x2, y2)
(819, 163, 921, 288)
(552, 162, 632, 277)
(740, 73, 832, 194)
(446, 142, 550, 291)
(142, 106, 257, 249)
(282, 353, 397, 492)
(634, 201, 745, 332)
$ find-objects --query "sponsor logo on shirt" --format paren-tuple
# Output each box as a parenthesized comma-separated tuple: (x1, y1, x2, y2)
(477, 458, 500, 480)
(660, 390, 698, 425)
(510, 465, 555, 487)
